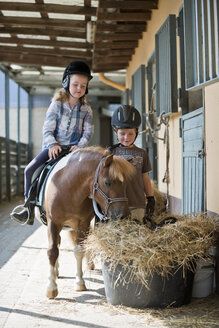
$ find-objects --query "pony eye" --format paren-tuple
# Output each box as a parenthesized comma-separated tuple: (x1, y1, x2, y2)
(104, 179, 112, 187)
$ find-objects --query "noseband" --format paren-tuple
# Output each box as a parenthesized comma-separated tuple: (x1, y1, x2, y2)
(92, 157, 128, 222)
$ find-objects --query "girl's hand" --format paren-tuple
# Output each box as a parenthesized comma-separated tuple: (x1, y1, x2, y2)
(49, 145, 62, 159)
(69, 145, 79, 152)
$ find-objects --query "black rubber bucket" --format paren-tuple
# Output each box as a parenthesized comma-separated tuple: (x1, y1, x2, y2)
(102, 262, 194, 309)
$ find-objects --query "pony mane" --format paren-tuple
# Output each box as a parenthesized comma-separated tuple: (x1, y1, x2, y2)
(79, 146, 109, 156)
(79, 146, 135, 181)
(109, 155, 136, 182)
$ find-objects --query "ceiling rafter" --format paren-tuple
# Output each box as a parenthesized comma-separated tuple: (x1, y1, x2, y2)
(98, 0, 158, 10)
(0, 27, 86, 39)
(0, 45, 91, 60)
(95, 33, 143, 41)
(0, 16, 86, 29)
(95, 22, 147, 33)
(94, 41, 138, 49)
(0, 2, 97, 16)
(94, 49, 135, 56)
(97, 12, 151, 22)
(0, 0, 159, 94)
(0, 53, 89, 67)
(0, 36, 92, 49)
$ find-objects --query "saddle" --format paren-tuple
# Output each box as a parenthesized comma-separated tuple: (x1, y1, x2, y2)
(25, 148, 71, 225)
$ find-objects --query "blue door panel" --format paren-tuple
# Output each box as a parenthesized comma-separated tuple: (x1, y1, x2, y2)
(182, 108, 205, 214)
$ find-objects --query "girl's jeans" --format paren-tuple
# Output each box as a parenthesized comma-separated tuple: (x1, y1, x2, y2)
(24, 148, 49, 199)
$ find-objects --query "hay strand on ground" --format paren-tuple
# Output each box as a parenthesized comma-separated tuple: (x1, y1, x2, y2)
(102, 294, 219, 328)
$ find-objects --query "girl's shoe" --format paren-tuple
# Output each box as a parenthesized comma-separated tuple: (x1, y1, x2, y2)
(10, 205, 34, 225)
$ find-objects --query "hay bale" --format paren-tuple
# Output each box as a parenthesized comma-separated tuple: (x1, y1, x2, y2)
(84, 214, 218, 289)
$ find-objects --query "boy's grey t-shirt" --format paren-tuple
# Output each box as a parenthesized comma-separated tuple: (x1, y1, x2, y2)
(110, 145, 152, 208)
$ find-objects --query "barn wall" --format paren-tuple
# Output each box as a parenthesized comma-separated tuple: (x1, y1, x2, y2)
(126, 0, 183, 209)
(126, 0, 183, 88)
(126, 0, 219, 216)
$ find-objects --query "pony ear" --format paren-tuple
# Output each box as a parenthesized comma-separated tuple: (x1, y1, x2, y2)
(103, 154, 113, 167)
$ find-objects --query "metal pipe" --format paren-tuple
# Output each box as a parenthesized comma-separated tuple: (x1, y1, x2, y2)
(98, 73, 126, 92)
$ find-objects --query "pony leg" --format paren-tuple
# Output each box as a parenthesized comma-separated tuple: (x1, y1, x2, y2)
(46, 221, 61, 298)
(47, 263, 58, 299)
(73, 245, 87, 291)
(54, 237, 61, 278)
(55, 258, 59, 277)
(85, 250, 95, 270)
(85, 218, 95, 270)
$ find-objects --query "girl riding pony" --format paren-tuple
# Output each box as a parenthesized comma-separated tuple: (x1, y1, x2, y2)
(11, 60, 93, 225)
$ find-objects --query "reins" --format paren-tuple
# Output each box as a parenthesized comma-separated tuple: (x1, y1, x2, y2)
(92, 157, 128, 222)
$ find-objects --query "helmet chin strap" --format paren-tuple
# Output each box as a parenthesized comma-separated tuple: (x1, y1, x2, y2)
(68, 90, 77, 99)
(67, 87, 87, 99)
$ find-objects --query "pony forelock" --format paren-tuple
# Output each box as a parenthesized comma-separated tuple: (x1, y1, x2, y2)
(109, 155, 135, 182)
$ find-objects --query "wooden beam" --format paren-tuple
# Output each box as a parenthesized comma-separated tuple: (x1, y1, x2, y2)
(0, 45, 92, 60)
(97, 12, 151, 21)
(95, 32, 142, 41)
(35, 0, 49, 20)
(0, 16, 86, 29)
(0, 27, 86, 39)
(92, 64, 128, 73)
(94, 41, 138, 49)
(98, 0, 158, 10)
(0, 53, 92, 67)
(0, 36, 92, 49)
(93, 56, 131, 64)
(1, 17, 85, 30)
(0, 2, 97, 15)
(94, 49, 135, 57)
(96, 22, 146, 33)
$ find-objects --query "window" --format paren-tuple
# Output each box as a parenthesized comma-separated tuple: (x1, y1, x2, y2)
(155, 15, 178, 117)
(131, 65, 147, 148)
(184, 0, 219, 90)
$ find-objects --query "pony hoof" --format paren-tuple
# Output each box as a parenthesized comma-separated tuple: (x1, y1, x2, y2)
(75, 283, 87, 291)
(46, 288, 58, 299)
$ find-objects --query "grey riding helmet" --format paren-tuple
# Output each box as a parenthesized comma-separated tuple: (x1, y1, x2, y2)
(111, 105, 141, 129)
(62, 61, 93, 94)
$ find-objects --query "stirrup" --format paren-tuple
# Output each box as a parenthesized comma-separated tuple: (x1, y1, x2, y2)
(10, 204, 32, 225)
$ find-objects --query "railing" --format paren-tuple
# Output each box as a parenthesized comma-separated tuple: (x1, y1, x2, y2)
(0, 137, 29, 202)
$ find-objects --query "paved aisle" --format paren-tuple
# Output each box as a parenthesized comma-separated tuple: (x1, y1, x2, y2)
(0, 200, 149, 328)
(0, 200, 219, 328)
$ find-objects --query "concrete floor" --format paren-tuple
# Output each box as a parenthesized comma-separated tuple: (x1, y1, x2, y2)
(0, 198, 219, 328)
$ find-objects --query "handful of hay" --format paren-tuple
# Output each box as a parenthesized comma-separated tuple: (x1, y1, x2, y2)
(84, 214, 218, 288)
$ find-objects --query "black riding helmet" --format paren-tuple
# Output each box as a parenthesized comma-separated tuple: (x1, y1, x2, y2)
(111, 105, 141, 129)
(62, 60, 93, 94)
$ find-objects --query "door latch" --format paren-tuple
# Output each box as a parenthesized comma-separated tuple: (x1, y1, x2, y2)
(197, 150, 205, 158)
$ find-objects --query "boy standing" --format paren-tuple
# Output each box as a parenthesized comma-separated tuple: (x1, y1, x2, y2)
(109, 105, 155, 220)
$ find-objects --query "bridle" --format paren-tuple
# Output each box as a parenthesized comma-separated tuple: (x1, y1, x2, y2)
(92, 157, 128, 222)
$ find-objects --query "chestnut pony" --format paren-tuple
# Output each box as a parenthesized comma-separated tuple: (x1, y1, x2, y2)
(35, 146, 135, 298)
